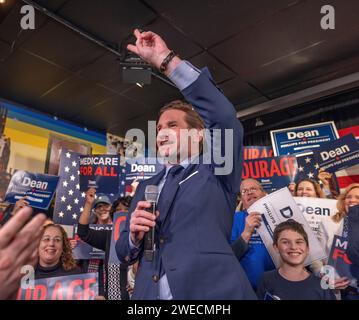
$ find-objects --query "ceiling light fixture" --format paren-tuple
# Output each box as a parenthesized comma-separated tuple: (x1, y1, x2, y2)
(255, 117, 264, 127)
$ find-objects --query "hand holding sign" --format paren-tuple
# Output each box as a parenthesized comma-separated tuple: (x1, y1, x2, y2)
(318, 169, 332, 189)
(0, 207, 46, 300)
(334, 277, 350, 290)
(241, 212, 262, 243)
(85, 188, 96, 207)
(12, 196, 30, 216)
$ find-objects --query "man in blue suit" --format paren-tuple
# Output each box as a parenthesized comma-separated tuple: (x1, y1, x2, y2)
(116, 29, 256, 300)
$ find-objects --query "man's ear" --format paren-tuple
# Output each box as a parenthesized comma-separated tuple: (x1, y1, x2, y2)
(196, 128, 204, 143)
(273, 243, 279, 254)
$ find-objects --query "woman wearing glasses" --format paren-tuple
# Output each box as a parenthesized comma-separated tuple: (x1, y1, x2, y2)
(35, 224, 80, 279)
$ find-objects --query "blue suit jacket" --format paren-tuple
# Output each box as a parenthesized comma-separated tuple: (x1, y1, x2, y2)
(116, 68, 256, 300)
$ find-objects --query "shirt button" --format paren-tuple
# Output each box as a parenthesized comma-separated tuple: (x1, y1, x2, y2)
(159, 237, 165, 244)
(152, 275, 159, 282)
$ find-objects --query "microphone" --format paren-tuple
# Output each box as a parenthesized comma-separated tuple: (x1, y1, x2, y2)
(144, 185, 159, 261)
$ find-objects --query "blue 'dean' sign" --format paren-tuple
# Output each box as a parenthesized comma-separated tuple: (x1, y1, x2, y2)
(5, 170, 59, 209)
(314, 134, 359, 173)
(270, 121, 339, 156)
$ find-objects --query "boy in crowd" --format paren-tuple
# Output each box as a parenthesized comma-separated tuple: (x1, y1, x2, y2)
(257, 219, 335, 300)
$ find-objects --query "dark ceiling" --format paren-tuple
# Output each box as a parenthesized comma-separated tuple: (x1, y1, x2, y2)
(1, 0, 359, 138)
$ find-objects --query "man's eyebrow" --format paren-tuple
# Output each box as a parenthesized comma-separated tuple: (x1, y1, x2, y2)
(157, 120, 178, 129)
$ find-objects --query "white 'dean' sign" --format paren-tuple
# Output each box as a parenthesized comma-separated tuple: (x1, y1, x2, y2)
(294, 197, 337, 238)
(248, 188, 327, 268)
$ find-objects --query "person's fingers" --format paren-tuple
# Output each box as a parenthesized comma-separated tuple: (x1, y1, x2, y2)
(335, 278, 350, 286)
(13, 234, 41, 270)
(335, 277, 348, 283)
(28, 247, 39, 266)
(249, 212, 261, 218)
(127, 44, 140, 55)
(135, 201, 151, 211)
(130, 224, 150, 233)
(7, 213, 46, 254)
(131, 217, 156, 228)
(0, 207, 32, 249)
(133, 28, 141, 39)
(133, 209, 156, 221)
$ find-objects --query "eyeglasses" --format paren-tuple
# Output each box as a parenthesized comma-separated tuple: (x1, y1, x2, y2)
(41, 236, 62, 244)
(240, 187, 260, 195)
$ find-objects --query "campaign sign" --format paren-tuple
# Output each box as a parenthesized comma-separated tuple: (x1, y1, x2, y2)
(17, 273, 98, 300)
(79, 155, 124, 196)
(270, 121, 339, 156)
(242, 156, 297, 193)
(108, 212, 128, 264)
(313, 134, 359, 174)
(125, 158, 164, 187)
(244, 146, 273, 160)
(4, 170, 59, 209)
(248, 188, 327, 268)
(294, 197, 336, 237)
(72, 224, 112, 260)
(327, 235, 359, 288)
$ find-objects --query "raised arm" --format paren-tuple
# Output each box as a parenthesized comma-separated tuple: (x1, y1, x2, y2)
(127, 29, 243, 193)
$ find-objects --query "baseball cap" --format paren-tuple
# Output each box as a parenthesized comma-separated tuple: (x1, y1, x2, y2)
(93, 195, 112, 208)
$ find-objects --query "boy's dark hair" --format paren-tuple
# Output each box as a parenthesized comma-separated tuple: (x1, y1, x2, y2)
(273, 219, 309, 246)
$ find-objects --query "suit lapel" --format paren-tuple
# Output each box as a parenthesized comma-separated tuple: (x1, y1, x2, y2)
(159, 163, 200, 228)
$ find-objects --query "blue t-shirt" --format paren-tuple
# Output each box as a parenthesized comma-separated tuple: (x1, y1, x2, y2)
(231, 210, 275, 290)
(257, 270, 336, 300)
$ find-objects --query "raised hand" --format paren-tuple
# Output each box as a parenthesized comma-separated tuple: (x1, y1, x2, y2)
(85, 188, 97, 206)
(0, 207, 46, 300)
(127, 29, 181, 74)
(241, 212, 262, 243)
(13, 197, 30, 216)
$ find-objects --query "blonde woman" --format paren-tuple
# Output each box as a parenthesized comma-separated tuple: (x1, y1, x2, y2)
(315, 183, 359, 294)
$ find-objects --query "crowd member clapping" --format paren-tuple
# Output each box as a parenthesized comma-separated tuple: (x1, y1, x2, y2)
(231, 178, 275, 289)
(257, 220, 335, 300)
(35, 223, 80, 279)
